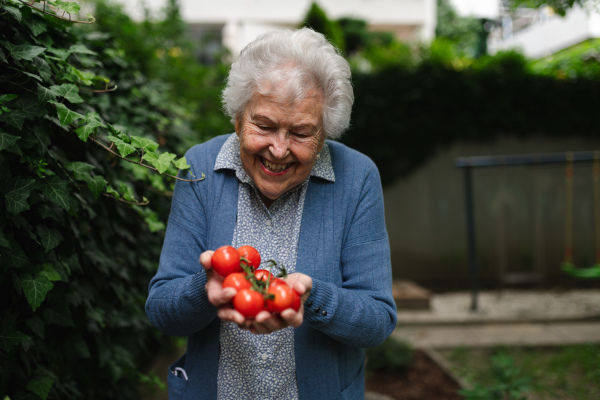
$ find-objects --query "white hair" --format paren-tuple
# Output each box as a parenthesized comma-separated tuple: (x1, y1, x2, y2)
(222, 27, 354, 139)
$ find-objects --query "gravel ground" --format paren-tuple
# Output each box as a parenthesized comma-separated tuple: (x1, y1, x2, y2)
(397, 288, 600, 324)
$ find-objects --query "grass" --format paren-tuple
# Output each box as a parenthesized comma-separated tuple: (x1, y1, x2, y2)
(439, 345, 600, 400)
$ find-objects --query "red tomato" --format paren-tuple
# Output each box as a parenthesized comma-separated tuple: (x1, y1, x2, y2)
(266, 283, 294, 313)
(291, 289, 301, 311)
(222, 272, 251, 292)
(233, 288, 265, 319)
(237, 245, 261, 270)
(211, 246, 242, 277)
(255, 269, 274, 284)
(269, 278, 287, 287)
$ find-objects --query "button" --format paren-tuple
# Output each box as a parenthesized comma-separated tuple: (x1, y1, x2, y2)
(305, 301, 312, 307)
(314, 307, 320, 313)
(261, 353, 268, 360)
(321, 310, 327, 316)
(265, 219, 272, 227)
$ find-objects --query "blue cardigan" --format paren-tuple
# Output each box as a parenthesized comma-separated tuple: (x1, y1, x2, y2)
(145, 134, 397, 400)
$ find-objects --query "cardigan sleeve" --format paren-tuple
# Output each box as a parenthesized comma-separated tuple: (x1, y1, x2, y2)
(145, 153, 218, 337)
(302, 157, 398, 348)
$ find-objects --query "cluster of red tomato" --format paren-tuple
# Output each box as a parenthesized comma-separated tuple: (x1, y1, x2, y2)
(211, 245, 301, 319)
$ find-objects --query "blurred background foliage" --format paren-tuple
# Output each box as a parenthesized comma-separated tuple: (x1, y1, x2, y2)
(2, 0, 600, 398)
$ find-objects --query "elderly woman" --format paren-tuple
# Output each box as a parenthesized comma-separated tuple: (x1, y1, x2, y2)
(145, 28, 397, 399)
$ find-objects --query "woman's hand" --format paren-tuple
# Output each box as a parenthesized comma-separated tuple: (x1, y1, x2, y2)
(201, 251, 313, 334)
(249, 272, 313, 334)
(200, 250, 251, 329)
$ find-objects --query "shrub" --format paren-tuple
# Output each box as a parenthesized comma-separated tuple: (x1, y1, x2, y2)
(0, 1, 200, 398)
(366, 336, 413, 373)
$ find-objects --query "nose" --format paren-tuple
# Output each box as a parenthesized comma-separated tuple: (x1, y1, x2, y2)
(269, 131, 290, 159)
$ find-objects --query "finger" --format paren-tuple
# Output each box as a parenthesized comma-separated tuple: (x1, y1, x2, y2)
(206, 279, 235, 306)
(199, 250, 215, 270)
(254, 311, 288, 332)
(218, 306, 246, 325)
(280, 308, 303, 328)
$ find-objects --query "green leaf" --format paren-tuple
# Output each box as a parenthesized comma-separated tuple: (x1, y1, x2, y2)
(105, 185, 120, 201)
(29, 19, 48, 37)
(37, 84, 58, 103)
(38, 176, 70, 210)
(173, 156, 191, 170)
(19, 273, 54, 312)
(49, 84, 84, 104)
(36, 226, 63, 252)
(53, 0, 81, 14)
(108, 135, 136, 157)
(64, 161, 94, 181)
(8, 44, 46, 61)
(26, 376, 54, 400)
(69, 43, 97, 55)
(0, 94, 18, 103)
(1, 239, 29, 268)
(0, 107, 26, 129)
(50, 101, 83, 126)
(33, 57, 52, 82)
(2, 4, 22, 22)
(0, 230, 9, 248)
(85, 175, 107, 199)
(0, 132, 21, 152)
(3, 178, 36, 214)
(131, 136, 159, 153)
(75, 113, 105, 142)
(147, 152, 177, 174)
(0, 324, 30, 352)
(39, 263, 62, 282)
(46, 47, 70, 61)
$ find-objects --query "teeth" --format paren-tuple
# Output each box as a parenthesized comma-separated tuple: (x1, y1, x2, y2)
(263, 158, 291, 172)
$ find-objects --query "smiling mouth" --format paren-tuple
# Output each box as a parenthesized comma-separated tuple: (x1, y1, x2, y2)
(262, 157, 292, 173)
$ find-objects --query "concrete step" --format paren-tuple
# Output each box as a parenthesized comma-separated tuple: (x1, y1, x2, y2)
(392, 280, 431, 311)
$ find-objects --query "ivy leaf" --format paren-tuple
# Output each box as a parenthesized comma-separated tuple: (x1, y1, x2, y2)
(37, 84, 58, 103)
(19, 273, 54, 312)
(64, 161, 94, 181)
(50, 101, 83, 126)
(0, 107, 26, 129)
(53, 0, 81, 15)
(0, 94, 18, 103)
(0, 324, 30, 352)
(108, 135, 136, 158)
(105, 185, 120, 201)
(173, 156, 191, 170)
(38, 176, 70, 210)
(33, 57, 52, 82)
(75, 113, 105, 142)
(36, 225, 63, 252)
(6, 43, 46, 61)
(26, 376, 54, 400)
(3, 178, 36, 214)
(131, 136, 159, 153)
(69, 43, 96, 55)
(29, 19, 48, 37)
(2, 4, 22, 22)
(0, 230, 9, 248)
(39, 263, 62, 282)
(49, 83, 84, 104)
(1, 238, 29, 268)
(0, 132, 21, 152)
(146, 152, 176, 174)
(85, 175, 107, 199)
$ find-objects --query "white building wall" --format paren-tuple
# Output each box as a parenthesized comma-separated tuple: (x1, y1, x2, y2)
(489, 6, 600, 58)
(118, 0, 436, 55)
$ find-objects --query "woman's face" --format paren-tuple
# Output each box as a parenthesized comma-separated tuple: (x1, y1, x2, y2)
(235, 89, 325, 206)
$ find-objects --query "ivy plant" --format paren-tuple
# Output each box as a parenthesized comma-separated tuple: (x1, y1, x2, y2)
(0, 0, 202, 398)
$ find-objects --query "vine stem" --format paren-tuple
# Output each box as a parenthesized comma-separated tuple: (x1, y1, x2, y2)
(89, 136, 205, 183)
(16, 0, 96, 24)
